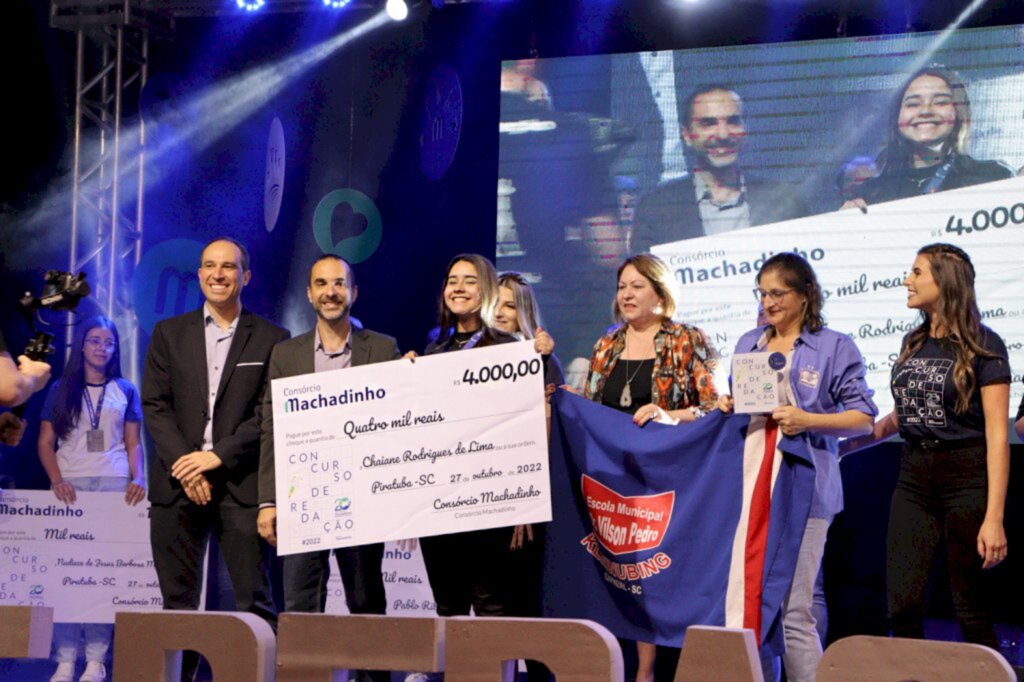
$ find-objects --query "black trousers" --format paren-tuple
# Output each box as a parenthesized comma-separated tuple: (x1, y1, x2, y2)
(150, 495, 277, 680)
(421, 526, 551, 681)
(504, 525, 552, 682)
(886, 439, 998, 649)
(281, 543, 388, 682)
(420, 527, 513, 617)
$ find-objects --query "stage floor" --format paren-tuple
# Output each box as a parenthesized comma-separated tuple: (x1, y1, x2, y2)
(2, 621, 1022, 682)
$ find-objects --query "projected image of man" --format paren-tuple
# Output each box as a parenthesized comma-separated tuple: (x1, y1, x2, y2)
(632, 85, 808, 252)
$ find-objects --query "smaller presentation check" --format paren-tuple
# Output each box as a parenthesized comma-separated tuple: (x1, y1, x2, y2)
(272, 340, 552, 556)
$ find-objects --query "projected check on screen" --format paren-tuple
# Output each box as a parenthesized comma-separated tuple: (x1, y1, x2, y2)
(496, 24, 1024, 419)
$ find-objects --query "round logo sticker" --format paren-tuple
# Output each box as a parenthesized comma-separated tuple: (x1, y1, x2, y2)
(768, 352, 787, 371)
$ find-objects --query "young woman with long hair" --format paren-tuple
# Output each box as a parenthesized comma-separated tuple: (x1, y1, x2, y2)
(495, 271, 564, 387)
(843, 66, 1012, 209)
(38, 316, 145, 682)
(415, 255, 554, 682)
(844, 243, 1009, 649)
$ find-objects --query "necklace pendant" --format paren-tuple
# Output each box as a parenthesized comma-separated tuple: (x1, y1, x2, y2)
(619, 383, 632, 408)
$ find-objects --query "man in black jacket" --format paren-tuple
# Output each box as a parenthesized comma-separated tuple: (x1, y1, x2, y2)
(142, 238, 288, 673)
(632, 85, 808, 253)
(257, 255, 399, 682)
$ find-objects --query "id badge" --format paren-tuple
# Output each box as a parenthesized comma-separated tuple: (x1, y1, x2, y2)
(86, 429, 105, 452)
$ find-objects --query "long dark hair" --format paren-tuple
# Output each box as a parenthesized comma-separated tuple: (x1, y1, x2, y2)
(877, 65, 971, 177)
(436, 254, 500, 342)
(897, 243, 993, 414)
(52, 316, 122, 440)
(757, 253, 825, 335)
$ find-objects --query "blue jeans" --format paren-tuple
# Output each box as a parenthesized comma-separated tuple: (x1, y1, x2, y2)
(53, 476, 127, 664)
(780, 516, 831, 682)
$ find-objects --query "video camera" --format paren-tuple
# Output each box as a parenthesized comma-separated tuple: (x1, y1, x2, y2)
(17, 270, 91, 361)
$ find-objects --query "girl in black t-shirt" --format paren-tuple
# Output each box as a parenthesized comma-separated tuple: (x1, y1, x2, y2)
(844, 243, 1009, 649)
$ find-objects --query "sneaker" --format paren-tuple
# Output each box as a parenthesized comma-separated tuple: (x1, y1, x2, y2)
(79, 661, 106, 682)
(50, 662, 75, 682)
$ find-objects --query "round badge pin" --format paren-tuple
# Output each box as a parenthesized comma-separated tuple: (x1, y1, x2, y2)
(768, 352, 787, 370)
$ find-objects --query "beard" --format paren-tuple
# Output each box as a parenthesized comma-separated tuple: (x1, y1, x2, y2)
(314, 299, 350, 321)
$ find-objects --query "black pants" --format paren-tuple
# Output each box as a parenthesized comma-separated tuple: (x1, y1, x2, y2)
(282, 543, 388, 682)
(420, 527, 513, 617)
(421, 526, 551, 681)
(886, 439, 997, 649)
(504, 525, 552, 682)
(150, 495, 277, 680)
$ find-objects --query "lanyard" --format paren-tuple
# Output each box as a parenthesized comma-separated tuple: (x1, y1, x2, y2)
(922, 157, 954, 194)
(461, 330, 485, 350)
(83, 381, 108, 431)
(448, 329, 485, 352)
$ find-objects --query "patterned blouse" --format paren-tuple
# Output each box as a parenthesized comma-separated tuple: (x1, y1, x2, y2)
(583, 320, 719, 413)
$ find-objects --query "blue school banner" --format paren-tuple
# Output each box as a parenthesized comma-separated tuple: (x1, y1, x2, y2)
(543, 391, 815, 655)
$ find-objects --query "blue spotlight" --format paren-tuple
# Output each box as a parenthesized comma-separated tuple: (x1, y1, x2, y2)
(236, 0, 265, 11)
(323, 0, 354, 8)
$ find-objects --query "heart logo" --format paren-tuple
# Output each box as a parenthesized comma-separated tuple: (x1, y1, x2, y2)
(312, 189, 382, 264)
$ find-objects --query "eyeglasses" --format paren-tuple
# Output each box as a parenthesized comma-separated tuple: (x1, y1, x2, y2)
(753, 288, 795, 304)
(85, 338, 116, 350)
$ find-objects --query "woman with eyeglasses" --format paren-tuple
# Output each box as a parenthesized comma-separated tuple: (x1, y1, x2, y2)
(717, 253, 876, 682)
(842, 243, 1009, 651)
(38, 316, 145, 682)
(574, 253, 718, 682)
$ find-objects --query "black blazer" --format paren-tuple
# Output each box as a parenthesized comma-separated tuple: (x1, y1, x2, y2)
(631, 173, 810, 253)
(142, 308, 289, 505)
(257, 327, 401, 506)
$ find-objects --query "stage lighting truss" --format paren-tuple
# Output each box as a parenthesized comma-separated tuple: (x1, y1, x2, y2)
(46, 0, 392, 379)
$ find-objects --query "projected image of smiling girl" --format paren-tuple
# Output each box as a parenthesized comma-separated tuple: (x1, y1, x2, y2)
(842, 66, 1014, 209)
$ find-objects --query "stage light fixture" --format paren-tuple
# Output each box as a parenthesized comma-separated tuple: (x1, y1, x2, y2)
(236, 0, 265, 11)
(386, 0, 409, 21)
(323, 0, 354, 8)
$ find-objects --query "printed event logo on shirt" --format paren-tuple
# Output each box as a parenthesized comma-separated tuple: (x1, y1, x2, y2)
(581, 475, 674, 556)
(892, 358, 952, 427)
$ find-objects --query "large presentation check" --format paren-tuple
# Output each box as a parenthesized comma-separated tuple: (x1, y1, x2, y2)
(272, 340, 552, 556)
(0, 490, 162, 623)
(653, 176, 1024, 418)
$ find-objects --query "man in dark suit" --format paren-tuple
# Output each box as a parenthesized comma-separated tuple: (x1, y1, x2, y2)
(142, 238, 288, 674)
(632, 84, 809, 253)
(257, 254, 399, 682)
